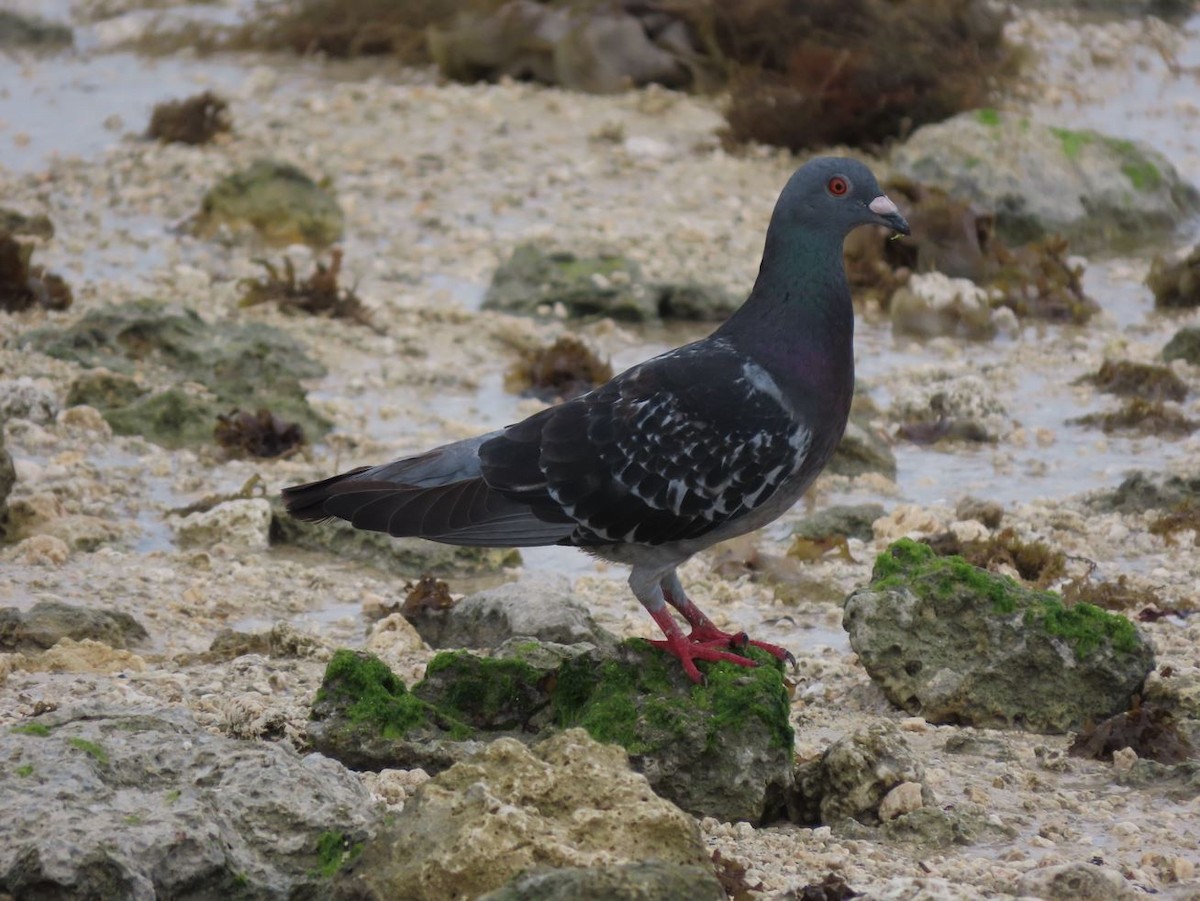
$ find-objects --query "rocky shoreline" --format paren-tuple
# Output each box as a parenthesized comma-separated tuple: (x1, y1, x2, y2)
(2, 2, 1200, 898)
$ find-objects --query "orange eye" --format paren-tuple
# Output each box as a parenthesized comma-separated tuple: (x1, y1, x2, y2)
(827, 176, 849, 197)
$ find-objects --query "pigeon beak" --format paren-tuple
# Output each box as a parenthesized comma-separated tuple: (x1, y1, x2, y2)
(868, 195, 911, 236)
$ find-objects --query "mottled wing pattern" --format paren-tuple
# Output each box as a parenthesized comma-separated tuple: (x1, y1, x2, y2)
(481, 340, 811, 547)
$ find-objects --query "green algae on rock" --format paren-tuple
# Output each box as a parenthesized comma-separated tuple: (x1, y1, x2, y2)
(1082, 359, 1188, 404)
(21, 300, 330, 449)
(844, 539, 1154, 732)
(309, 640, 796, 824)
(1163, 326, 1200, 366)
(1148, 244, 1200, 309)
(193, 159, 344, 247)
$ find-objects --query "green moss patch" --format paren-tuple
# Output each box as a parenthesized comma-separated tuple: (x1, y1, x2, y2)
(553, 640, 793, 754)
(313, 830, 363, 878)
(10, 722, 51, 737)
(315, 650, 452, 740)
(415, 651, 549, 731)
(66, 737, 109, 764)
(873, 539, 1141, 660)
(975, 108, 1001, 127)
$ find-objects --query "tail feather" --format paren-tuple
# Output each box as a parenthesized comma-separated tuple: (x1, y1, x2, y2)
(280, 466, 371, 522)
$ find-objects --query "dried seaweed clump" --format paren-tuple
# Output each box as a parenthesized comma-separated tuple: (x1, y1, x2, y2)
(240, 249, 376, 330)
(401, 575, 454, 614)
(987, 236, 1096, 324)
(214, 409, 305, 458)
(794, 873, 861, 901)
(1082, 360, 1188, 404)
(146, 91, 232, 145)
(505, 334, 613, 401)
(705, 0, 1013, 150)
(1072, 399, 1198, 438)
(0, 232, 72, 312)
(922, 527, 1066, 588)
(1149, 499, 1200, 547)
(1069, 696, 1194, 764)
(1061, 574, 1160, 612)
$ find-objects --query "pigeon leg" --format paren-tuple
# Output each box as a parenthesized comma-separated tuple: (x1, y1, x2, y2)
(662, 571, 796, 667)
(631, 567, 756, 683)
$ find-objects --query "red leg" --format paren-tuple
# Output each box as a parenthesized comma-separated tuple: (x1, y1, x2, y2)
(646, 606, 758, 684)
(663, 578, 796, 667)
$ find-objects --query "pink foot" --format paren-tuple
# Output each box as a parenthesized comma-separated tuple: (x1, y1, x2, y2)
(648, 634, 757, 684)
(685, 623, 796, 668)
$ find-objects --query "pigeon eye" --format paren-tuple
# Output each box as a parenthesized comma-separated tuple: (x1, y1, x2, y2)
(827, 176, 850, 197)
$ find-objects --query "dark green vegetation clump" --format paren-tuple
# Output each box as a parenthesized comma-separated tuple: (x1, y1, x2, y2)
(872, 540, 1139, 659)
(1149, 498, 1200, 548)
(0, 231, 72, 312)
(1083, 359, 1188, 404)
(313, 831, 363, 878)
(66, 737, 109, 764)
(239, 249, 376, 330)
(1148, 244, 1200, 309)
(414, 652, 549, 731)
(709, 0, 1013, 151)
(554, 641, 792, 754)
(146, 91, 232, 145)
(20, 299, 329, 449)
(504, 334, 613, 402)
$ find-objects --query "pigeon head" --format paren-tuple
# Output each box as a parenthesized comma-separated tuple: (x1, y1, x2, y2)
(772, 156, 910, 239)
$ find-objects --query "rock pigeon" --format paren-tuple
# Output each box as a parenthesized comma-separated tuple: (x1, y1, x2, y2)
(283, 157, 910, 682)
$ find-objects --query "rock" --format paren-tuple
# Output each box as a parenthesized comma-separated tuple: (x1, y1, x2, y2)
(10, 533, 69, 565)
(1083, 359, 1188, 403)
(269, 498, 521, 576)
(0, 431, 14, 541)
(310, 641, 795, 823)
(793, 504, 885, 543)
(872, 876, 991, 900)
(193, 159, 344, 247)
(21, 638, 146, 675)
(330, 729, 707, 901)
(828, 414, 897, 479)
(364, 613, 427, 662)
(0, 208, 54, 239)
(411, 575, 612, 649)
(0, 707, 374, 898)
(202, 622, 330, 663)
(428, 2, 711, 94)
(484, 243, 655, 320)
(1163, 326, 1200, 365)
(554, 641, 795, 823)
(794, 721, 928, 826)
(954, 496, 1003, 529)
(480, 862, 725, 901)
(878, 780, 925, 821)
(843, 540, 1156, 732)
(890, 370, 1007, 445)
(0, 10, 73, 49)
(890, 272, 999, 340)
(1087, 471, 1200, 514)
(891, 111, 1200, 251)
(170, 498, 272, 551)
(0, 377, 58, 424)
(1147, 244, 1200, 309)
(0, 600, 148, 652)
(22, 299, 330, 448)
(653, 281, 740, 321)
(103, 388, 226, 449)
(880, 803, 1012, 848)
(8, 507, 124, 552)
(65, 369, 146, 409)
(1015, 862, 1137, 901)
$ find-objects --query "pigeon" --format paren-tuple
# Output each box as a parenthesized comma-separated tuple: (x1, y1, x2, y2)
(283, 157, 910, 682)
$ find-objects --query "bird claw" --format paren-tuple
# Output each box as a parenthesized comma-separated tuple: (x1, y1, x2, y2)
(648, 637, 758, 684)
(686, 625, 793, 667)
